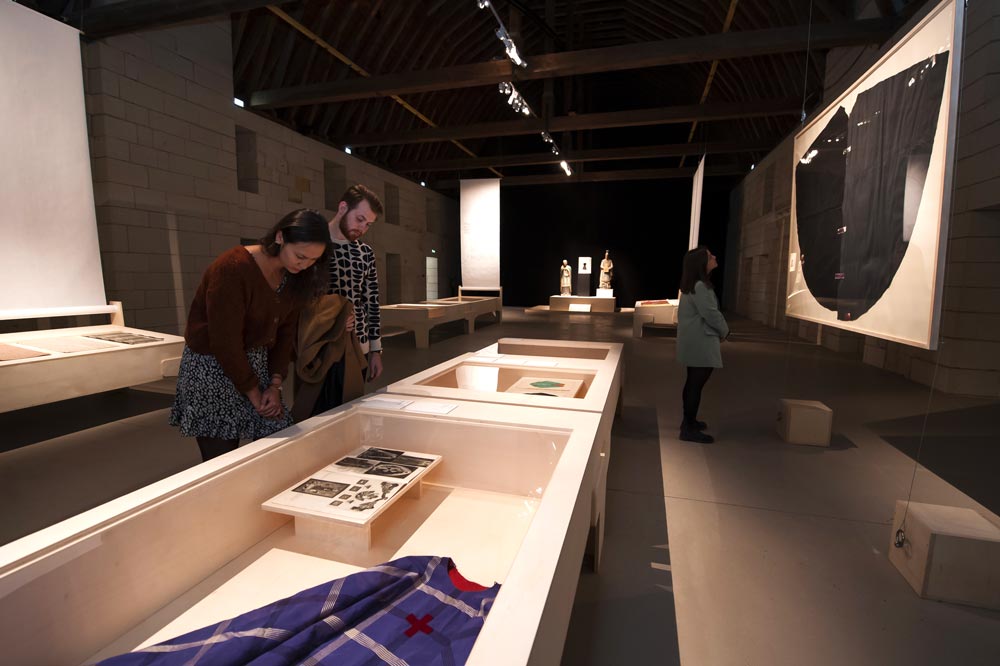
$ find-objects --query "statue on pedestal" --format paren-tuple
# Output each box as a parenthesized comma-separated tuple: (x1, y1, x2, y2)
(599, 250, 613, 290)
(559, 259, 572, 295)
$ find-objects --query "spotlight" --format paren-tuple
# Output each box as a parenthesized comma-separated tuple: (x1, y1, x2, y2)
(233, 97, 245, 108)
(345, 146, 353, 155)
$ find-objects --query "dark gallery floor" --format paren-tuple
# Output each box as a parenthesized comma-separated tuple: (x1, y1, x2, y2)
(2, 308, 999, 665)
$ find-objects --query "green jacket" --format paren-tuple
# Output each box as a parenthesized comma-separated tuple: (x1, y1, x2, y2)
(676, 281, 729, 368)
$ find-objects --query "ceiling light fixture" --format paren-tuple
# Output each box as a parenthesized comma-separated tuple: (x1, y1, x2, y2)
(477, 0, 527, 68)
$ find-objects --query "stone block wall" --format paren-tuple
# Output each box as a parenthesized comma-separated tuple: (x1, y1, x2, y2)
(727, 1, 1000, 397)
(81, 20, 458, 336)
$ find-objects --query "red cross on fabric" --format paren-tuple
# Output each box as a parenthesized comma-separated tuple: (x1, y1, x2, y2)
(404, 613, 433, 637)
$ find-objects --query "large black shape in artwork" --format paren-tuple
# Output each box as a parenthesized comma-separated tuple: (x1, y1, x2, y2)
(795, 52, 949, 321)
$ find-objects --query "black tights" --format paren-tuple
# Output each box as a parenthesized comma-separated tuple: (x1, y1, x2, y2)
(682, 367, 714, 428)
(196, 436, 239, 462)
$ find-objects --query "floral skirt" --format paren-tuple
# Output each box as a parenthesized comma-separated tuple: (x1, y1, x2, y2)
(169, 346, 293, 440)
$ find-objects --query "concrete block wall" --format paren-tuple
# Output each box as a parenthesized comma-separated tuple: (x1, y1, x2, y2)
(728, 1, 1000, 397)
(731, 138, 792, 331)
(82, 20, 459, 336)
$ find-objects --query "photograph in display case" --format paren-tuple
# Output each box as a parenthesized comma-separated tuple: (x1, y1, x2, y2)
(265, 446, 441, 524)
(787, 0, 962, 349)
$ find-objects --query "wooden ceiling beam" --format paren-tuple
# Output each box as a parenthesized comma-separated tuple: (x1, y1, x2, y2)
(338, 97, 801, 146)
(251, 17, 896, 109)
(72, 0, 294, 39)
(395, 140, 772, 172)
(433, 165, 746, 188)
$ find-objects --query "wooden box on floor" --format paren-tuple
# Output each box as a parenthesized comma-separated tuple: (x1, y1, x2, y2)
(889, 501, 1000, 610)
(0, 397, 602, 666)
(776, 398, 833, 447)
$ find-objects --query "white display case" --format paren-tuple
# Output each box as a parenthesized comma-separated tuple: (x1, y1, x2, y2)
(632, 299, 679, 337)
(380, 294, 501, 348)
(387, 338, 623, 571)
(0, 302, 184, 412)
(0, 396, 602, 666)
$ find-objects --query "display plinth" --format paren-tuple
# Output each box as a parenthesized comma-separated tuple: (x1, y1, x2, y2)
(1, 396, 602, 666)
(549, 295, 615, 312)
(595, 288, 614, 298)
(263, 447, 441, 551)
(889, 501, 1000, 610)
(381, 295, 502, 348)
(633, 299, 678, 337)
(0, 302, 184, 413)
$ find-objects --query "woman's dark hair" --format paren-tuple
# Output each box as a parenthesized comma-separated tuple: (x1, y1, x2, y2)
(679, 246, 713, 294)
(260, 209, 331, 301)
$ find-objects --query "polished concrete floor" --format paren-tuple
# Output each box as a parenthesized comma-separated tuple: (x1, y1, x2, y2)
(2, 308, 999, 665)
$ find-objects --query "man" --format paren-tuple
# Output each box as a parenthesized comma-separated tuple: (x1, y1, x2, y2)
(311, 184, 385, 414)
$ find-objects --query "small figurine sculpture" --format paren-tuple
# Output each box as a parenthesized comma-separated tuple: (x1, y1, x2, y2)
(560, 259, 572, 295)
(599, 250, 613, 289)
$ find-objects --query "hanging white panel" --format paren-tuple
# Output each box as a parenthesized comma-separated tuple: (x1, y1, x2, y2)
(460, 179, 501, 288)
(0, 2, 106, 318)
(688, 155, 706, 250)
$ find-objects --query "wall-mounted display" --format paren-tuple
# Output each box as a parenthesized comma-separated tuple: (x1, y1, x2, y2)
(787, 0, 962, 349)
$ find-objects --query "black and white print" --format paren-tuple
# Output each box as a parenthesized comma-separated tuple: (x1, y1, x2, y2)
(293, 479, 349, 498)
(334, 456, 376, 470)
(365, 462, 418, 479)
(358, 447, 404, 462)
(394, 455, 434, 468)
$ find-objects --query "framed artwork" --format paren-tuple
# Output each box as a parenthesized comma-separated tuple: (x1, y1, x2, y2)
(786, 0, 963, 349)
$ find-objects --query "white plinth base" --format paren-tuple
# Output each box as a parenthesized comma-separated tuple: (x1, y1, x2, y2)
(776, 398, 832, 446)
(595, 288, 614, 298)
(549, 295, 615, 313)
(889, 501, 1000, 610)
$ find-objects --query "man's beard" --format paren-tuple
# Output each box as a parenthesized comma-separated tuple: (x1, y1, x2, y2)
(339, 217, 361, 240)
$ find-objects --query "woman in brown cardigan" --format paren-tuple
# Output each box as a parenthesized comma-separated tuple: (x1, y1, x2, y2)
(170, 209, 331, 461)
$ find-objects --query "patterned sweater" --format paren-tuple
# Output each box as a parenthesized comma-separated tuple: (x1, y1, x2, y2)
(327, 239, 381, 353)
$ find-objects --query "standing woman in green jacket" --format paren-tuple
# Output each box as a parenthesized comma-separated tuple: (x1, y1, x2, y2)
(170, 209, 331, 461)
(676, 246, 729, 443)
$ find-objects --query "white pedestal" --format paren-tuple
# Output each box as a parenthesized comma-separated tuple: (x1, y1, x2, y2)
(776, 398, 832, 446)
(889, 501, 1000, 610)
(595, 288, 614, 298)
(549, 295, 615, 313)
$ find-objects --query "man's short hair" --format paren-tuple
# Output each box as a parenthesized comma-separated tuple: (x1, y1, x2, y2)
(340, 184, 384, 218)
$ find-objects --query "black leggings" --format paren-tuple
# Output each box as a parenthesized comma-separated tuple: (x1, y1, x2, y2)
(682, 367, 714, 427)
(197, 437, 239, 462)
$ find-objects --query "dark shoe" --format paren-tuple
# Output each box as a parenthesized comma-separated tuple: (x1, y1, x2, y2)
(682, 419, 708, 431)
(680, 429, 714, 443)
